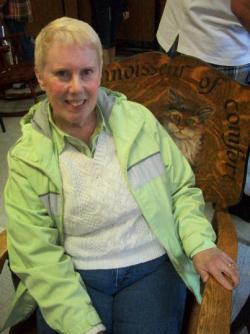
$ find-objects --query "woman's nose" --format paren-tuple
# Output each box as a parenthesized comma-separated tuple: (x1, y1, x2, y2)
(69, 75, 82, 93)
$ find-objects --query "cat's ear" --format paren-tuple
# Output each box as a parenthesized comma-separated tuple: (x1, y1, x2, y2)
(199, 107, 214, 122)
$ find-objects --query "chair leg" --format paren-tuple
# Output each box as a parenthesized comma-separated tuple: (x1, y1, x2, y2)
(0, 115, 6, 132)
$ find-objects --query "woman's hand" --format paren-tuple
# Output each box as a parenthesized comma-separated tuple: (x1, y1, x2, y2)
(192, 247, 240, 290)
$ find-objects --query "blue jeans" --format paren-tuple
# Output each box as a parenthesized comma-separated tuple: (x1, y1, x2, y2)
(37, 255, 187, 333)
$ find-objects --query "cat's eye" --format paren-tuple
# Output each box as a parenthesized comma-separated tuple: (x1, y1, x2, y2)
(171, 114, 182, 124)
(187, 118, 198, 126)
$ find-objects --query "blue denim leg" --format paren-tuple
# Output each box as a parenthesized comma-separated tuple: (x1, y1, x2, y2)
(80, 255, 186, 334)
(36, 255, 186, 334)
(113, 258, 187, 334)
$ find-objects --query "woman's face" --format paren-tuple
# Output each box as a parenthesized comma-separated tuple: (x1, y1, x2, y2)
(36, 41, 102, 133)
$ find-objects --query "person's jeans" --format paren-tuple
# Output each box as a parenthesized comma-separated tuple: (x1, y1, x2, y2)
(37, 255, 187, 334)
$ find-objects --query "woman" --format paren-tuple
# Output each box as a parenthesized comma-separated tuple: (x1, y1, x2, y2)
(3, 17, 239, 334)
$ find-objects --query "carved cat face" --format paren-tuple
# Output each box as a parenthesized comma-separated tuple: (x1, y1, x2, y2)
(163, 110, 202, 140)
(158, 89, 213, 165)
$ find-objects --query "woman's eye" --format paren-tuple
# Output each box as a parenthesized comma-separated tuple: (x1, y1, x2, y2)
(55, 71, 70, 80)
(80, 68, 93, 78)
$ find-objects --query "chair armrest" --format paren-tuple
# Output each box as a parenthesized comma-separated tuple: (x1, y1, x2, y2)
(186, 209, 238, 334)
(0, 229, 8, 273)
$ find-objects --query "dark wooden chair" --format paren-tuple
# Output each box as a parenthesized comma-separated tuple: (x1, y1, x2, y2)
(0, 33, 39, 119)
(1, 52, 250, 333)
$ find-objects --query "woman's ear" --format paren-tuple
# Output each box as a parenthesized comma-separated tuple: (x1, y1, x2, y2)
(35, 68, 46, 91)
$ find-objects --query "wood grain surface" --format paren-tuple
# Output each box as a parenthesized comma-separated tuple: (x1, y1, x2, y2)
(103, 52, 250, 207)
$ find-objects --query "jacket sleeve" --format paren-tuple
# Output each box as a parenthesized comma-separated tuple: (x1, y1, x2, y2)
(155, 120, 216, 258)
(4, 154, 102, 334)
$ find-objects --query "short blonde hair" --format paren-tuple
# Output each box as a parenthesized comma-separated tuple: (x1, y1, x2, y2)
(35, 17, 103, 72)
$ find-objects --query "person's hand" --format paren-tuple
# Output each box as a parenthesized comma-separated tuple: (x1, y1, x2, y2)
(192, 247, 240, 290)
(123, 11, 130, 20)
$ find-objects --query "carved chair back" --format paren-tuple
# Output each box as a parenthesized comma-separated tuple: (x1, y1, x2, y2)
(102, 52, 250, 208)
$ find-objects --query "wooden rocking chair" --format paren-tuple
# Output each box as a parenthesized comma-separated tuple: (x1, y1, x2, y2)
(0, 52, 250, 333)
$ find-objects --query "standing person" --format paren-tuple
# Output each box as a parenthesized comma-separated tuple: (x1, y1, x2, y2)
(2, 17, 239, 334)
(157, 0, 250, 223)
(91, 0, 129, 65)
(0, 0, 34, 61)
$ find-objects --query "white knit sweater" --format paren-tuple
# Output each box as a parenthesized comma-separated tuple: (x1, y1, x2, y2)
(60, 131, 165, 269)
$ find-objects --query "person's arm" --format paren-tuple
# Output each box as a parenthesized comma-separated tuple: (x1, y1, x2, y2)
(5, 154, 103, 334)
(156, 120, 239, 290)
(231, 0, 250, 32)
(192, 247, 239, 290)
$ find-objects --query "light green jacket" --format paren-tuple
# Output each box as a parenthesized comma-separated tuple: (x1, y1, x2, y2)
(2, 88, 216, 333)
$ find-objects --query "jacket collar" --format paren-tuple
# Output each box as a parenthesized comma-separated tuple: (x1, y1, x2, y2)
(97, 87, 146, 173)
(18, 88, 145, 180)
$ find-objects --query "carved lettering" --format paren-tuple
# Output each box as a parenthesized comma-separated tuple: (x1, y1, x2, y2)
(223, 99, 242, 179)
(224, 128, 240, 145)
(103, 62, 187, 83)
(159, 63, 185, 77)
(227, 113, 240, 125)
(124, 65, 135, 79)
(227, 149, 241, 163)
(104, 68, 123, 82)
(225, 162, 237, 180)
(141, 64, 158, 76)
(198, 77, 222, 94)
